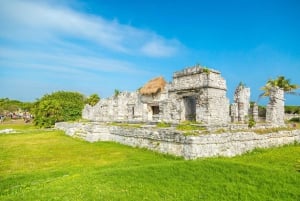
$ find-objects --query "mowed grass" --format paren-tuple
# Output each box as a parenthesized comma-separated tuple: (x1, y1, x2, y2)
(0, 124, 299, 201)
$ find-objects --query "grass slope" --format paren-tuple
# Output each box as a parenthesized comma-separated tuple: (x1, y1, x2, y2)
(0, 124, 299, 201)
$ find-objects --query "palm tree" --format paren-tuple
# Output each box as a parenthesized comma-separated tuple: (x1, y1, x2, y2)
(260, 76, 299, 98)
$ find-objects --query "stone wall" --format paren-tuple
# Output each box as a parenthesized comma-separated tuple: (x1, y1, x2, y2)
(55, 122, 300, 160)
(83, 92, 146, 122)
(285, 114, 300, 120)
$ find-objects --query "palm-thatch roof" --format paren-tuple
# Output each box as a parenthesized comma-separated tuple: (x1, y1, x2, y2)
(139, 77, 166, 95)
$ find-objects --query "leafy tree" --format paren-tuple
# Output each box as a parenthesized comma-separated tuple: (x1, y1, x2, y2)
(33, 100, 63, 127)
(85, 94, 100, 106)
(260, 76, 299, 97)
(33, 91, 85, 128)
(0, 98, 34, 114)
(285, 106, 300, 114)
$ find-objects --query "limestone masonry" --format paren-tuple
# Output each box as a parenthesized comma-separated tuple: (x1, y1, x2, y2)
(83, 65, 284, 126)
(83, 66, 230, 126)
(55, 122, 300, 159)
(55, 66, 296, 159)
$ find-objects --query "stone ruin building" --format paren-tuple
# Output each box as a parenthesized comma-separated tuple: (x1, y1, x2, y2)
(56, 66, 296, 160)
(83, 65, 286, 127)
(83, 66, 229, 126)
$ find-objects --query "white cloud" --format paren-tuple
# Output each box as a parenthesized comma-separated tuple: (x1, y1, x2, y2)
(141, 39, 180, 57)
(0, 47, 149, 75)
(0, 0, 183, 100)
(0, 0, 182, 57)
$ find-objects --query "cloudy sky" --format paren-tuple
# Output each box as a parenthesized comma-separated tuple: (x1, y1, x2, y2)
(0, 0, 299, 104)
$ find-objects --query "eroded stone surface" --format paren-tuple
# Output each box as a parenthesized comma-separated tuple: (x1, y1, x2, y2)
(266, 87, 285, 126)
(231, 84, 250, 122)
(83, 66, 230, 126)
(56, 122, 300, 159)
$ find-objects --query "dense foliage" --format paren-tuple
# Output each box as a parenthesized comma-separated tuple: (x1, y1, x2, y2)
(285, 106, 300, 114)
(0, 98, 33, 114)
(33, 91, 85, 127)
(289, 117, 300, 123)
(85, 94, 100, 106)
(260, 76, 299, 97)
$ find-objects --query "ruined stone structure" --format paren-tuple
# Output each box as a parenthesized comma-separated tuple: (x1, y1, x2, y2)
(56, 66, 297, 159)
(83, 66, 230, 126)
(266, 87, 285, 126)
(83, 66, 288, 127)
(167, 67, 229, 125)
(55, 122, 300, 159)
(230, 84, 250, 122)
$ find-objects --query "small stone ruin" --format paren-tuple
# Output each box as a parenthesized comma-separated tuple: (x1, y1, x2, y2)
(266, 87, 285, 126)
(83, 65, 286, 128)
(230, 83, 250, 123)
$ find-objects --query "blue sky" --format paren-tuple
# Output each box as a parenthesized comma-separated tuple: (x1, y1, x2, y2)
(0, 0, 299, 105)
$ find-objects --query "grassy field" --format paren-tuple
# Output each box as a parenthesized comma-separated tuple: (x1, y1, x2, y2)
(0, 123, 299, 201)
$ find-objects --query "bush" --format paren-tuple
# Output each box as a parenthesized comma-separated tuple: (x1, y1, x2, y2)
(248, 116, 256, 128)
(285, 106, 300, 114)
(289, 117, 300, 123)
(85, 94, 100, 106)
(0, 98, 34, 114)
(33, 91, 85, 128)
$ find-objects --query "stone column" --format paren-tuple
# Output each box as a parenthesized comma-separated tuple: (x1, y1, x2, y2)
(252, 103, 259, 122)
(266, 87, 285, 126)
(232, 84, 250, 122)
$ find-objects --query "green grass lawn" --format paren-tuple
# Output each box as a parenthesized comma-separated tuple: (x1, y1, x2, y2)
(0, 124, 299, 201)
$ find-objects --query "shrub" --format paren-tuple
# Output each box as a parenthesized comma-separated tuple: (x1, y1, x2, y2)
(289, 117, 300, 123)
(33, 91, 85, 128)
(85, 94, 100, 106)
(0, 98, 34, 113)
(285, 106, 300, 114)
(248, 116, 256, 128)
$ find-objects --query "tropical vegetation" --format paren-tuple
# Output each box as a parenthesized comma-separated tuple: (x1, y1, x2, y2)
(0, 98, 33, 114)
(32, 91, 86, 128)
(260, 76, 299, 97)
(85, 93, 100, 106)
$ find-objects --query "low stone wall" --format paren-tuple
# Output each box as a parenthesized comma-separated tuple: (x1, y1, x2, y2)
(285, 114, 300, 120)
(55, 122, 300, 159)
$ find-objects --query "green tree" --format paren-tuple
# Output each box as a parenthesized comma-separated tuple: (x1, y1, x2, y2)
(33, 91, 85, 128)
(260, 76, 299, 97)
(0, 98, 34, 114)
(33, 100, 62, 127)
(85, 94, 100, 106)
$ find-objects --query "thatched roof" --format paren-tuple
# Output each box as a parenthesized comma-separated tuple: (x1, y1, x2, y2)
(139, 77, 166, 95)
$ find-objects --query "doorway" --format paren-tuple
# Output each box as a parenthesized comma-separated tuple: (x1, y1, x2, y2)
(183, 96, 196, 121)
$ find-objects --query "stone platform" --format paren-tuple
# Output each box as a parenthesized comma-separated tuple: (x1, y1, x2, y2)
(55, 122, 300, 160)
